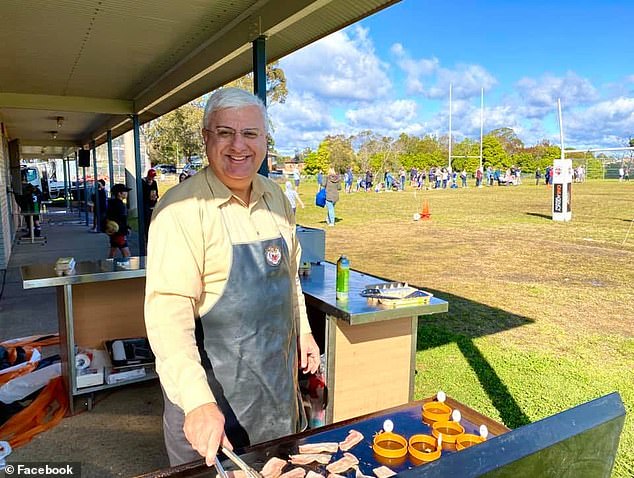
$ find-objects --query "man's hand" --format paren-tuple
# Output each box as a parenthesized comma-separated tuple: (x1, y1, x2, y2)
(183, 402, 233, 466)
(300, 333, 320, 374)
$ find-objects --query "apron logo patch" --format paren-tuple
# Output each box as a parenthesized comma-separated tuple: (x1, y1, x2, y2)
(265, 246, 282, 266)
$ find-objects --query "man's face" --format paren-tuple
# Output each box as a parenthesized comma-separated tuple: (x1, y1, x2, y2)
(203, 105, 267, 196)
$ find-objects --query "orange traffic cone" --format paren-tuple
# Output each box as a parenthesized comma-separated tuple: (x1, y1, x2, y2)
(421, 199, 431, 220)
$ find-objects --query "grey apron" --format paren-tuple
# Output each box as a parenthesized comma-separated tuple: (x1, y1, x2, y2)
(162, 198, 305, 466)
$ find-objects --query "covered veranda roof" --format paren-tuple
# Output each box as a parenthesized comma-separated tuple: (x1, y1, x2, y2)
(0, 0, 400, 157)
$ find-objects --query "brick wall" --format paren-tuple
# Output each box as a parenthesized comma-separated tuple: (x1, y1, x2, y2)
(0, 126, 12, 269)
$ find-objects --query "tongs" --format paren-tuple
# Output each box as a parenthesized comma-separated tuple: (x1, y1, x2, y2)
(217, 446, 263, 478)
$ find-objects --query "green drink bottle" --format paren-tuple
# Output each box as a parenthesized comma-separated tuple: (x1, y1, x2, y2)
(336, 255, 350, 301)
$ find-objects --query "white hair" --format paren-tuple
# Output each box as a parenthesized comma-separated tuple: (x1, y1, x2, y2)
(203, 87, 268, 133)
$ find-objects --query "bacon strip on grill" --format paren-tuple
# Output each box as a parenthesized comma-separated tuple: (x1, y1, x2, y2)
(306, 471, 324, 478)
(289, 454, 332, 465)
(373, 466, 396, 478)
(279, 468, 307, 478)
(260, 457, 288, 478)
(325, 453, 359, 474)
(338, 430, 364, 452)
(298, 442, 339, 454)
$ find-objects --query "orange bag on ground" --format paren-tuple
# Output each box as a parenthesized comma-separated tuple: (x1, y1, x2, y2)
(0, 334, 60, 385)
(0, 334, 60, 348)
(0, 347, 39, 386)
(0, 376, 68, 448)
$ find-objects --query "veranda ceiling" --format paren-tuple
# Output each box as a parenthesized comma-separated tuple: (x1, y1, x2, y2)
(0, 0, 400, 156)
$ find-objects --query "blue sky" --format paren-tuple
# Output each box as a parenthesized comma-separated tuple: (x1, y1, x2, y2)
(268, 0, 634, 155)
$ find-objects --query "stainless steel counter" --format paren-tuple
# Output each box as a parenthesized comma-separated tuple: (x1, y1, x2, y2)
(21, 257, 146, 289)
(299, 262, 448, 325)
(22, 258, 447, 325)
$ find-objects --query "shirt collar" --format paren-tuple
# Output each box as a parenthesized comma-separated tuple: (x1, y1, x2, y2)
(205, 166, 270, 207)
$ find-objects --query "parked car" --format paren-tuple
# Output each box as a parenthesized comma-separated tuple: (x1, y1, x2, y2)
(155, 164, 177, 174)
(268, 170, 285, 183)
(182, 161, 203, 173)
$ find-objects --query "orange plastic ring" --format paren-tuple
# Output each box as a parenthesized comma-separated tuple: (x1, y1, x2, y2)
(422, 401, 452, 424)
(431, 421, 465, 448)
(372, 432, 408, 459)
(408, 434, 441, 462)
(455, 433, 485, 451)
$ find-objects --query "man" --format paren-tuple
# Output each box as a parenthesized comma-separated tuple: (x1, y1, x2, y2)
(145, 88, 320, 467)
(106, 183, 132, 258)
(142, 168, 159, 240)
(18, 183, 43, 238)
(91, 179, 107, 232)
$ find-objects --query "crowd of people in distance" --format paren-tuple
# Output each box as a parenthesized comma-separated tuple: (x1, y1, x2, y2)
(315, 166, 537, 193)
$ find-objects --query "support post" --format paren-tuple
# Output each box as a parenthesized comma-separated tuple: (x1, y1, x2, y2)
(107, 130, 114, 190)
(133, 114, 146, 256)
(63, 157, 70, 210)
(91, 141, 100, 231)
(253, 35, 268, 177)
(74, 152, 80, 217)
(82, 166, 88, 226)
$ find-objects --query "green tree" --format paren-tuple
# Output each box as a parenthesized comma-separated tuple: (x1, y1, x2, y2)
(451, 138, 480, 172)
(533, 141, 561, 170)
(144, 103, 204, 165)
(511, 151, 536, 172)
(489, 127, 524, 155)
(227, 62, 288, 105)
(482, 135, 509, 169)
(303, 142, 330, 174)
(326, 135, 355, 173)
(351, 131, 388, 173)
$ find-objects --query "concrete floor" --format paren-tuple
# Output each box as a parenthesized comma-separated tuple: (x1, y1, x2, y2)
(0, 207, 170, 477)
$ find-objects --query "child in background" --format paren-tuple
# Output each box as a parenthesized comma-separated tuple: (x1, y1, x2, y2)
(284, 181, 304, 215)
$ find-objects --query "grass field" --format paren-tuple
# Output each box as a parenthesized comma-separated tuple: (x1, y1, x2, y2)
(293, 179, 634, 477)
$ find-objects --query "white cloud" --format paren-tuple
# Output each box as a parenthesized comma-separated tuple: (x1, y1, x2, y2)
(269, 92, 344, 153)
(391, 44, 496, 99)
(515, 72, 599, 119)
(391, 43, 439, 94)
(345, 99, 418, 130)
(279, 26, 391, 102)
(565, 97, 634, 147)
(426, 64, 498, 100)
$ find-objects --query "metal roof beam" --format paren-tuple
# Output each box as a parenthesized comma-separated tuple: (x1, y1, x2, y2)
(0, 93, 134, 115)
(20, 139, 82, 148)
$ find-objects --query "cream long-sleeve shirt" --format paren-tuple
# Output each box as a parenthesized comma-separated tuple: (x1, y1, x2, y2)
(144, 167, 311, 415)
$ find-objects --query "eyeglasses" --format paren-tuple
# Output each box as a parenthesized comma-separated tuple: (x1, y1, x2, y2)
(204, 127, 263, 142)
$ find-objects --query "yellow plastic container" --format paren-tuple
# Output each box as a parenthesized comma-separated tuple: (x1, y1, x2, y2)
(372, 431, 408, 459)
(422, 401, 452, 425)
(408, 434, 441, 463)
(455, 433, 485, 451)
(431, 421, 465, 450)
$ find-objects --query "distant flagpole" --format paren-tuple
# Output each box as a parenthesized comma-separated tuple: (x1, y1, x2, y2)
(448, 83, 452, 169)
(480, 87, 484, 169)
(558, 98, 565, 159)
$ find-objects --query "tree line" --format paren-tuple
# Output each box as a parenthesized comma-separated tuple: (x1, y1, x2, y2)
(296, 127, 606, 178)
